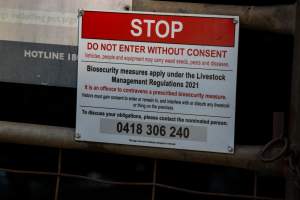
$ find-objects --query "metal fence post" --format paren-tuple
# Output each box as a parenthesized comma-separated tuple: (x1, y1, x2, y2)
(286, 1, 300, 200)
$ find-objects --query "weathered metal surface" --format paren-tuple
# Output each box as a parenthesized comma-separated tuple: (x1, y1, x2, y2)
(0, 120, 283, 175)
(133, 0, 295, 34)
(289, 2, 300, 152)
(286, 1, 300, 199)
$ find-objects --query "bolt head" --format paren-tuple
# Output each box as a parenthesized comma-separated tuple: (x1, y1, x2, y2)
(78, 10, 84, 17)
(227, 146, 234, 153)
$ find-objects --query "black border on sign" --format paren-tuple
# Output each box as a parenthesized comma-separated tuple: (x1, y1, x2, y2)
(81, 10, 238, 48)
(80, 105, 232, 119)
(82, 60, 233, 71)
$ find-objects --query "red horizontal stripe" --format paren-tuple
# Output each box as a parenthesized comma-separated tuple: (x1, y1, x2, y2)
(82, 11, 235, 47)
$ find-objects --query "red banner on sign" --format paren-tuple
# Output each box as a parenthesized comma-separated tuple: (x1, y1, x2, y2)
(81, 11, 236, 47)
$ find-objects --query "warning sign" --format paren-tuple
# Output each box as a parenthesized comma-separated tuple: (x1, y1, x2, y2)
(76, 10, 239, 153)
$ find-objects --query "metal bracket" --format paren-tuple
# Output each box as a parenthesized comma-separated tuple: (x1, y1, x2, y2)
(75, 133, 81, 139)
(78, 9, 84, 18)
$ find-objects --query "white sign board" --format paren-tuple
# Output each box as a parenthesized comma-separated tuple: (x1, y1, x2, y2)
(76, 10, 239, 153)
(0, 0, 131, 45)
(0, 0, 131, 87)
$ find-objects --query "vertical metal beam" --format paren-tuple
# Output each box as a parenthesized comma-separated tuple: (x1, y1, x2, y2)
(151, 160, 157, 200)
(290, 3, 300, 150)
(54, 149, 62, 200)
(286, 2, 300, 200)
